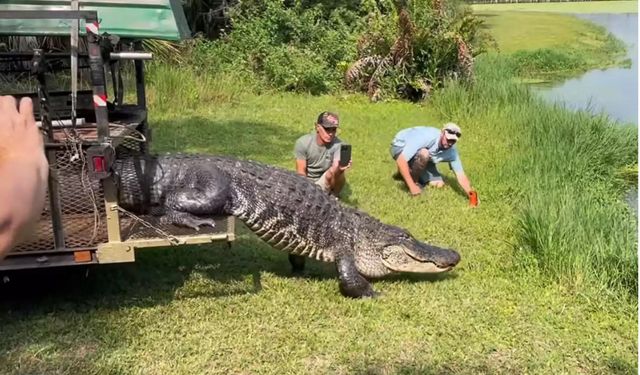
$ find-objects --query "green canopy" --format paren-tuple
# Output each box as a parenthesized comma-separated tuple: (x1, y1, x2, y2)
(0, 0, 191, 41)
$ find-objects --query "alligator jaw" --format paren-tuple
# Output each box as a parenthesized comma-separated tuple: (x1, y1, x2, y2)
(381, 258, 453, 273)
(381, 244, 460, 274)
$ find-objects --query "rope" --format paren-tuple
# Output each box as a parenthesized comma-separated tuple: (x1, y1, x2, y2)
(112, 205, 184, 245)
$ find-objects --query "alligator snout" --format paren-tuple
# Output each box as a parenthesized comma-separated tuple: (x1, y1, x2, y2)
(436, 248, 461, 268)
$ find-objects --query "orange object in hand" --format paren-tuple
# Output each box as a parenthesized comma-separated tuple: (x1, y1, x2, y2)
(469, 190, 478, 207)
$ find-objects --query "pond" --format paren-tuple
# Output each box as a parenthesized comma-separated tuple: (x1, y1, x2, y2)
(533, 12, 638, 214)
(535, 13, 638, 126)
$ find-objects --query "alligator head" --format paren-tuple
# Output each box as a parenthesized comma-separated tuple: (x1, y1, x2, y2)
(381, 239, 460, 273)
(358, 223, 461, 277)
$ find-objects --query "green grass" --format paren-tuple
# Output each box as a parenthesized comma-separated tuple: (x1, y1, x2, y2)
(474, 11, 621, 53)
(433, 55, 637, 294)
(0, 6, 637, 372)
(472, 1, 638, 14)
(0, 56, 636, 373)
(474, 9, 629, 82)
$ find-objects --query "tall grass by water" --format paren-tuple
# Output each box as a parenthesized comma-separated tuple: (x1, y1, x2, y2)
(431, 54, 638, 298)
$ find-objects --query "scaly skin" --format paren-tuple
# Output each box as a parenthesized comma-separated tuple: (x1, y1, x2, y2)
(114, 153, 461, 298)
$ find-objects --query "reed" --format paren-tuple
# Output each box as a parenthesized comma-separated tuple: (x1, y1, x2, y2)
(431, 54, 638, 297)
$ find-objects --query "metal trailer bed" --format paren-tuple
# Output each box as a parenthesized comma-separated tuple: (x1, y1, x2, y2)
(0, 5, 236, 271)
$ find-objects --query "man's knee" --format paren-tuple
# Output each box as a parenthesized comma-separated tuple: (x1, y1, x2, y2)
(429, 180, 445, 188)
(315, 175, 331, 192)
(410, 149, 430, 181)
(416, 148, 429, 159)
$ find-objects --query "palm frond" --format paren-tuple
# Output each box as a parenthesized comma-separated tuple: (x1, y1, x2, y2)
(345, 55, 384, 87)
(390, 8, 414, 68)
(142, 39, 187, 65)
(367, 55, 392, 99)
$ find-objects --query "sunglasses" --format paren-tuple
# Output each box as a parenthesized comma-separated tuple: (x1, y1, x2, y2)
(320, 126, 338, 133)
(445, 129, 462, 138)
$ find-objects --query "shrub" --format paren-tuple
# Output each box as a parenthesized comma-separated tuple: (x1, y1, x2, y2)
(345, 0, 495, 101)
(187, 0, 360, 94)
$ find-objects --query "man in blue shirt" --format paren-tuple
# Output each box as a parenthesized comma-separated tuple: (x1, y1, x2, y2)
(389, 123, 477, 203)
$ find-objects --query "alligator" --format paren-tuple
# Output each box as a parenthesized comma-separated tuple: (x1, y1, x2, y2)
(114, 153, 461, 298)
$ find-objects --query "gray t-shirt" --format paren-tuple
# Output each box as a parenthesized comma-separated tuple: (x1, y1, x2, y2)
(294, 132, 342, 180)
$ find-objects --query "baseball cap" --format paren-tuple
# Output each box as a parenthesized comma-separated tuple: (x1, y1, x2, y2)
(317, 111, 340, 129)
(443, 123, 461, 141)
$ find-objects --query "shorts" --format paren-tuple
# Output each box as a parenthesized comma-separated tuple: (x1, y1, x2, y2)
(312, 170, 331, 192)
(419, 161, 443, 185)
(408, 154, 443, 185)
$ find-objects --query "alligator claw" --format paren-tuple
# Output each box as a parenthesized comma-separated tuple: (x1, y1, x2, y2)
(165, 214, 217, 231)
(192, 219, 216, 231)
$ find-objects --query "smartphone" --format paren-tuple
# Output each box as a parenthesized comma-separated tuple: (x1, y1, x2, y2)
(339, 144, 351, 167)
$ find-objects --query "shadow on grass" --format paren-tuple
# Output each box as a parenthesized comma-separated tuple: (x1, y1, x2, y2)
(0, 223, 459, 313)
(390, 169, 468, 202)
(0, 227, 460, 373)
(347, 356, 524, 375)
(0, 235, 328, 313)
(441, 174, 469, 200)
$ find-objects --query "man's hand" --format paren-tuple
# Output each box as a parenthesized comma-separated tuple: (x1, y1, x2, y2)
(469, 190, 479, 207)
(337, 159, 352, 173)
(0, 96, 49, 258)
(409, 183, 422, 196)
(0, 96, 46, 166)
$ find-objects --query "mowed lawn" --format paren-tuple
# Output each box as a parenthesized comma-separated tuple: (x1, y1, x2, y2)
(474, 8, 632, 53)
(472, 0, 638, 14)
(0, 90, 636, 374)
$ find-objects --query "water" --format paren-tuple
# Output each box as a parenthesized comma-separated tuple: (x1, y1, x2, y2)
(533, 13, 638, 215)
(535, 13, 638, 125)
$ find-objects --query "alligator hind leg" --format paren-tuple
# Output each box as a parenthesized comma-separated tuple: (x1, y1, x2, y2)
(160, 169, 231, 230)
(288, 254, 306, 274)
(336, 256, 377, 298)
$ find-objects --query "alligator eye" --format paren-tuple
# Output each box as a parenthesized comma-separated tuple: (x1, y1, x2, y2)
(382, 245, 401, 259)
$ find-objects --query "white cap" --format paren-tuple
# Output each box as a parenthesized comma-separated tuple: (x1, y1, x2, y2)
(443, 123, 461, 141)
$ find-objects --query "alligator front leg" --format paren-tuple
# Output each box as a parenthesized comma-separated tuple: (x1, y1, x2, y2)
(160, 171, 231, 230)
(336, 256, 377, 298)
(160, 210, 216, 231)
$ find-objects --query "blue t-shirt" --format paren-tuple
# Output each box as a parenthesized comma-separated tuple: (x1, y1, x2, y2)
(390, 126, 464, 173)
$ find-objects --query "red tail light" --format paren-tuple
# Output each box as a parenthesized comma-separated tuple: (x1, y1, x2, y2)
(86, 144, 114, 179)
(92, 155, 105, 172)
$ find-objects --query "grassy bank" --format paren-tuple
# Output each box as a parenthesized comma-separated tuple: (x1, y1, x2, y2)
(472, 1, 638, 13)
(432, 55, 637, 295)
(474, 9, 629, 82)
(0, 53, 636, 373)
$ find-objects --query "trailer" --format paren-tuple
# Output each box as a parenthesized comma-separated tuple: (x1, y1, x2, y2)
(0, 1, 236, 271)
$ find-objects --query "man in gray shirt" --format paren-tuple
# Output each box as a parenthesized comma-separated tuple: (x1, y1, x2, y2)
(294, 111, 351, 196)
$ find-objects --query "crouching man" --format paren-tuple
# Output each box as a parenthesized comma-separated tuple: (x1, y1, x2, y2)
(390, 122, 478, 206)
